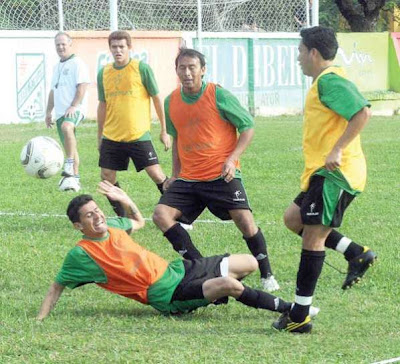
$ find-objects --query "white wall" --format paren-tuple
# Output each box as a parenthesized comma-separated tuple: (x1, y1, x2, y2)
(0, 31, 58, 124)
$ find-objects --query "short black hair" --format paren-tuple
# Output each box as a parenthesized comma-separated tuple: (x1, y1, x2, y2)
(175, 48, 206, 69)
(300, 26, 338, 60)
(66, 194, 94, 223)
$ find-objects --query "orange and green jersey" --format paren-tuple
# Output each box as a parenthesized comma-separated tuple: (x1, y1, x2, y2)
(55, 217, 168, 304)
(301, 66, 370, 193)
(165, 82, 254, 181)
(97, 59, 159, 142)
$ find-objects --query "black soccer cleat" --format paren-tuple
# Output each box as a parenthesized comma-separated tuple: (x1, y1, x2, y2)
(342, 247, 377, 290)
(213, 296, 229, 305)
(272, 311, 312, 334)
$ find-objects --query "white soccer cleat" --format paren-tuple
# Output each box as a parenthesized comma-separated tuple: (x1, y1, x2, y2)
(261, 275, 280, 292)
(59, 176, 80, 192)
(179, 222, 193, 231)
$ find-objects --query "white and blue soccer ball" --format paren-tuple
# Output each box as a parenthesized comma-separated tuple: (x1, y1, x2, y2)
(20, 136, 64, 179)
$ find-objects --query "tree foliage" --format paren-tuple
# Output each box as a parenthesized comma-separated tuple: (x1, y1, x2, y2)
(323, 0, 400, 31)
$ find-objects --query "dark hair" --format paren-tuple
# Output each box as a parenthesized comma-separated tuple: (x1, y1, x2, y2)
(300, 26, 338, 60)
(108, 30, 132, 47)
(175, 48, 206, 69)
(66, 194, 94, 223)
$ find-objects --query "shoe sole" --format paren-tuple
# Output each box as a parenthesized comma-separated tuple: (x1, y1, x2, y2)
(342, 255, 377, 290)
(272, 321, 313, 334)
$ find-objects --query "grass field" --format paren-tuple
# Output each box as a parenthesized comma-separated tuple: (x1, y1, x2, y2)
(1, 116, 399, 363)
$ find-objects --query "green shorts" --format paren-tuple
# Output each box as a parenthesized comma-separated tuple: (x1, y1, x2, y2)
(56, 111, 83, 145)
(147, 259, 210, 315)
(295, 174, 357, 227)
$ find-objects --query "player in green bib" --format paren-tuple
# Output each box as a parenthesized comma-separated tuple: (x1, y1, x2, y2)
(37, 181, 321, 322)
(273, 26, 376, 333)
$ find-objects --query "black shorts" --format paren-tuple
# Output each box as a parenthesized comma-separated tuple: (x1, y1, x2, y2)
(294, 175, 355, 228)
(171, 254, 229, 302)
(99, 139, 159, 172)
(158, 178, 251, 224)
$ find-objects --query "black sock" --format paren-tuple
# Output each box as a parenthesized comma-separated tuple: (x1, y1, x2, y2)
(236, 285, 289, 312)
(164, 223, 202, 259)
(290, 249, 325, 323)
(107, 182, 126, 217)
(156, 177, 168, 195)
(299, 229, 364, 262)
(243, 228, 272, 278)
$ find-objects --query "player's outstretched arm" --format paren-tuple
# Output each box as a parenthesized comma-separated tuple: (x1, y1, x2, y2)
(37, 282, 65, 321)
(97, 181, 145, 232)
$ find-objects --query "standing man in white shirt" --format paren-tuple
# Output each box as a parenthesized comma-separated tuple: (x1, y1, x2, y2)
(45, 32, 90, 192)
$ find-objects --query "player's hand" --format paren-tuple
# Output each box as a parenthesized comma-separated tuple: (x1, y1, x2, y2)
(325, 148, 342, 171)
(221, 159, 236, 183)
(97, 137, 102, 152)
(160, 131, 171, 151)
(45, 114, 54, 128)
(64, 106, 77, 118)
(97, 180, 127, 202)
(163, 177, 176, 191)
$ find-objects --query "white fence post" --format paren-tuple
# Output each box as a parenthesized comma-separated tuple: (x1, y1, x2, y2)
(312, 0, 319, 26)
(197, 0, 202, 49)
(110, 0, 118, 31)
(58, 0, 64, 31)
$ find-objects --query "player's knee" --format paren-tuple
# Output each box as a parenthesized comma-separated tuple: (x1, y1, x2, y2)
(247, 255, 258, 272)
(100, 169, 115, 182)
(233, 212, 257, 237)
(226, 277, 245, 297)
(152, 205, 167, 227)
(61, 122, 74, 135)
(219, 276, 243, 296)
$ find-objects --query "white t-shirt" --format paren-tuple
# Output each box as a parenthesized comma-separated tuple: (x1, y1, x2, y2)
(51, 55, 90, 119)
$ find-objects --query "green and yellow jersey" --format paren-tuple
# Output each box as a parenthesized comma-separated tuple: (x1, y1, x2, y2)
(165, 82, 254, 181)
(97, 59, 159, 142)
(302, 66, 370, 193)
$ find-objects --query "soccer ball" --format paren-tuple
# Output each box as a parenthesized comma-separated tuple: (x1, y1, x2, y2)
(20, 136, 64, 179)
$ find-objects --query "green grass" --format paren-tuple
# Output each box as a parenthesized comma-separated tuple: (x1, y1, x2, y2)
(1, 116, 399, 363)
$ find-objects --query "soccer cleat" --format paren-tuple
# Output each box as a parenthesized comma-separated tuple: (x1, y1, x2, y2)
(261, 275, 280, 292)
(342, 247, 377, 290)
(213, 296, 229, 305)
(59, 176, 80, 192)
(272, 311, 312, 333)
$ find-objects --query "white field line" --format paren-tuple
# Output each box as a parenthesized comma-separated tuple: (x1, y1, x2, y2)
(372, 357, 400, 364)
(0, 210, 275, 225)
(0, 211, 236, 224)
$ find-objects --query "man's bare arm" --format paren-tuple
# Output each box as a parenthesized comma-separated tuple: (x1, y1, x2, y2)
(151, 94, 171, 151)
(37, 282, 65, 321)
(97, 181, 145, 232)
(97, 101, 107, 151)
